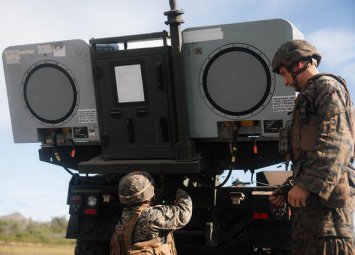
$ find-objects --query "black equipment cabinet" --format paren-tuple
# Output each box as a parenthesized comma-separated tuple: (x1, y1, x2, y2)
(90, 32, 178, 160)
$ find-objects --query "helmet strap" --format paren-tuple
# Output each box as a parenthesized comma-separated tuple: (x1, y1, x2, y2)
(287, 58, 312, 87)
(292, 61, 310, 77)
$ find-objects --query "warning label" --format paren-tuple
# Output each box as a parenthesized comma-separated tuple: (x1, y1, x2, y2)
(78, 109, 97, 124)
(272, 96, 295, 112)
(5, 49, 35, 64)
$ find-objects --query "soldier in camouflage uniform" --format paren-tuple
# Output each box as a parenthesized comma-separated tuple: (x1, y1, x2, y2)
(270, 40, 355, 255)
(111, 171, 192, 255)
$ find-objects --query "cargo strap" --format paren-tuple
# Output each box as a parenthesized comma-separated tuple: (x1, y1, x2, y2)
(128, 233, 177, 255)
(111, 203, 149, 255)
(111, 204, 177, 255)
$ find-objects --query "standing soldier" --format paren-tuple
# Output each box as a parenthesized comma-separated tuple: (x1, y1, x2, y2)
(269, 40, 355, 255)
(111, 171, 192, 255)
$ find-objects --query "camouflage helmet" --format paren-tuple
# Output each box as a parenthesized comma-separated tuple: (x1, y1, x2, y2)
(272, 39, 322, 74)
(118, 171, 155, 204)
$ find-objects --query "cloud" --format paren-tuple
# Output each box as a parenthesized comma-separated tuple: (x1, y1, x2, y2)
(0, 189, 69, 221)
(5, 189, 67, 198)
(0, 74, 11, 134)
(308, 28, 355, 94)
(308, 28, 355, 66)
(0, 189, 68, 220)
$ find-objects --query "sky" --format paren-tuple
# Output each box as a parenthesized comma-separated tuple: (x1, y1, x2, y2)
(0, 0, 354, 221)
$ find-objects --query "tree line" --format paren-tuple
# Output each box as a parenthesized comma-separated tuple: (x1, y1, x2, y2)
(0, 216, 74, 244)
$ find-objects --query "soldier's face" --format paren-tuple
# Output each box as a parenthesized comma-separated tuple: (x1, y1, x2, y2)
(279, 67, 294, 86)
(279, 66, 302, 92)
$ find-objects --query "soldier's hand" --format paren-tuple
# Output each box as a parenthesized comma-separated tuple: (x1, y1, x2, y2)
(269, 188, 286, 207)
(287, 184, 310, 208)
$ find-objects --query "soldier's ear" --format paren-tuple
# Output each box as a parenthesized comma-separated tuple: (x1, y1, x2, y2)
(311, 58, 318, 67)
(290, 61, 303, 72)
(295, 61, 303, 69)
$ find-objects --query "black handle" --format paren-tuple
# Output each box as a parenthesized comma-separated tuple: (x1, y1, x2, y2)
(126, 118, 135, 143)
(110, 108, 121, 118)
(155, 62, 164, 90)
(136, 107, 148, 117)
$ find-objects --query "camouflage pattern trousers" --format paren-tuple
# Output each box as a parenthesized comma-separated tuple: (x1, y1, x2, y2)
(291, 199, 355, 255)
(292, 236, 355, 255)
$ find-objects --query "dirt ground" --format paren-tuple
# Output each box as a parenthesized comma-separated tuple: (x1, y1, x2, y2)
(0, 242, 75, 255)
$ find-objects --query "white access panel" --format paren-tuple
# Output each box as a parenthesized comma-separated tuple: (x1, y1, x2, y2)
(182, 19, 304, 138)
(3, 39, 99, 143)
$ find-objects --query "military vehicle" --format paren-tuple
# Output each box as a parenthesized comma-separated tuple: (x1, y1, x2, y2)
(2, 1, 303, 254)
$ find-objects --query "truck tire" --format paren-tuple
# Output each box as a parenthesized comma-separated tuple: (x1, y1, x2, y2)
(75, 240, 110, 255)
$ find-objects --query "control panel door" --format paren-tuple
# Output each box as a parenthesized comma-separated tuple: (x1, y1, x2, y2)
(94, 49, 175, 159)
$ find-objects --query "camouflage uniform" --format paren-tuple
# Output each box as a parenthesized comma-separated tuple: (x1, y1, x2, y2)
(120, 188, 192, 243)
(290, 75, 355, 255)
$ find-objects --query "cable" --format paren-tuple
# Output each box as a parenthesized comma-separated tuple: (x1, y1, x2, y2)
(63, 166, 74, 176)
(214, 165, 233, 189)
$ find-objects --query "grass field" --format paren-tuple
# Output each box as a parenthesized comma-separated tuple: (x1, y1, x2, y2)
(0, 242, 75, 255)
